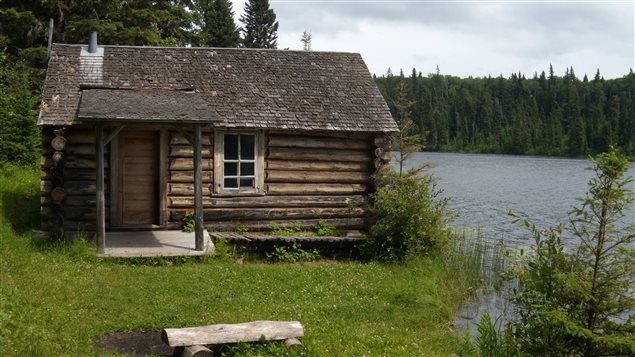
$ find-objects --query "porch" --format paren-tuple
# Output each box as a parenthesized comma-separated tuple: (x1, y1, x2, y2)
(97, 230, 213, 258)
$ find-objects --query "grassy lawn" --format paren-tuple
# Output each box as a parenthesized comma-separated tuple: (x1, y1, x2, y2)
(0, 165, 476, 356)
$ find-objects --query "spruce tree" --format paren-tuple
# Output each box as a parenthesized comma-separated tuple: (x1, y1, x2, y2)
(392, 80, 423, 176)
(240, 0, 278, 49)
(196, 0, 240, 47)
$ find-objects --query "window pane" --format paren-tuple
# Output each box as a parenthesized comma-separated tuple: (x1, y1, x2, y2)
(240, 163, 254, 176)
(224, 178, 237, 188)
(224, 134, 238, 160)
(240, 135, 255, 160)
(240, 178, 254, 188)
(224, 162, 238, 176)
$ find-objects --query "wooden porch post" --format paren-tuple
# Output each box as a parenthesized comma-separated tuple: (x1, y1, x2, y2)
(95, 123, 106, 254)
(193, 124, 204, 251)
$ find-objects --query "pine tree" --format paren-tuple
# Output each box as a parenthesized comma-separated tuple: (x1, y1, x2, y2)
(566, 85, 587, 156)
(240, 0, 278, 49)
(392, 80, 423, 176)
(195, 0, 240, 47)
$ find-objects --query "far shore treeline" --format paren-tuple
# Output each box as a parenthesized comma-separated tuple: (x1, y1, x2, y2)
(2, 1, 635, 165)
(376, 67, 635, 158)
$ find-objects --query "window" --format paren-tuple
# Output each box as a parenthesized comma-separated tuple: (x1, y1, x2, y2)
(214, 131, 264, 194)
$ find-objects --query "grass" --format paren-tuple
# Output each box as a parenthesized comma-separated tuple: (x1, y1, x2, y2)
(0, 164, 480, 356)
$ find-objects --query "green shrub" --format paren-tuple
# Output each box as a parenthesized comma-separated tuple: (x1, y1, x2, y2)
(266, 242, 320, 263)
(267, 222, 302, 236)
(313, 219, 342, 237)
(363, 167, 452, 261)
(181, 211, 195, 233)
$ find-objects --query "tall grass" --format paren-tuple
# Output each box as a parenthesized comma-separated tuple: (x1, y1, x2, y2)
(443, 228, 515, 338)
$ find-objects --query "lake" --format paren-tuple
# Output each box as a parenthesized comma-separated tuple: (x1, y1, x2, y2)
(404, 152, 635, 336)
(406, 151, 635, 249)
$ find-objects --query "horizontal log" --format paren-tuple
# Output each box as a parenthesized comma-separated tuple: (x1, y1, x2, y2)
(41, 220, 107, 231)
(374, 147, 385, 158)
(168, 195, 367, 209)
(267, 135, 370, 150)
(265, 170, 369, 183)
(42, 206, 109, 221)
(42, 155, 108, 169)
(267, 183, 368, 195)
(170, 207, 364, 222)
(267, 130, 371, 140)
(63, 143, 109, 156)
(169, 171, 213, 183)
(169, 158, 213, 171)
(267, 147, 370, 163)
(50, 187, 66, 202)
(41, 168, 105, 181)
(41, 195, 109, 207)
(52, 151, 63, 165)
(168, 183, 212, 196)
(373, 136, 390, 147)
(42, 180, 108, 196)
(51, 136, 68, 151)
(266, 160, 369, 172)
(169, 145, 212, 158)
(161, 320, 304, 347)
(199, 217, 365, 231)
(170, 132, 212, 145)
(41, 129, 95, 144)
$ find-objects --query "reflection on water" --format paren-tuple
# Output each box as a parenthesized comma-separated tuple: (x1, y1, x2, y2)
(404, 152, 635, 336)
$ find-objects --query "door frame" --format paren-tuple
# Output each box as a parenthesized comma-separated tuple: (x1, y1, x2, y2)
(109, 126, 168, 229)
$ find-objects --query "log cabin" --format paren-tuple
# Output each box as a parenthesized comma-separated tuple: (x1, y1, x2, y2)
(37, 33, 397, 255)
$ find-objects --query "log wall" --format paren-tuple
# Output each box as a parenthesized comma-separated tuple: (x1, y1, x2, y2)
(40, 127, 385, 235)
(166, 130, 375, 231)
(40, 126, 110, 233)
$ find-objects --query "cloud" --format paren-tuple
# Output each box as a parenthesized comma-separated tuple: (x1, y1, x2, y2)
(232, 1, 634, 79)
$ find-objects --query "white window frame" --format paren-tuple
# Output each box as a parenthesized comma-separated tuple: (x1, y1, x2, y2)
(213, 130, 264, 195)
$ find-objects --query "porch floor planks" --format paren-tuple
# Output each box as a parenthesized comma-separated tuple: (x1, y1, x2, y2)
(208, 232, 362, 244)
(98, 230, 213, 258)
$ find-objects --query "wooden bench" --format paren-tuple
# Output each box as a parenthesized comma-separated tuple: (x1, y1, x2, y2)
(161, 320, 304, 356)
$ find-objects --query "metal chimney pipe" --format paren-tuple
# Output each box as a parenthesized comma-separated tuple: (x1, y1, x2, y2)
(88, 31, 98, 53)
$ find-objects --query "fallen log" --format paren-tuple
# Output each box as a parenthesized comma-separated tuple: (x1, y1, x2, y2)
(161, 320, 304, 347)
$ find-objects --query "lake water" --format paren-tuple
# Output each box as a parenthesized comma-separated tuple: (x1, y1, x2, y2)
(404, 152, 635, 336)
(407, 152, 635, 249)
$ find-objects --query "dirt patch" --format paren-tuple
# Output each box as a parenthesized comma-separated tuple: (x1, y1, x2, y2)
(93, 331, 173, 356)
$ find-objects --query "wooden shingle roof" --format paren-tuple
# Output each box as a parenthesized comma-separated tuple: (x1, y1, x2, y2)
(38, 44, 397, 132)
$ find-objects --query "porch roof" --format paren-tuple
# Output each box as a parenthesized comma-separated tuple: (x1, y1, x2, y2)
(78, 89, 220, 124)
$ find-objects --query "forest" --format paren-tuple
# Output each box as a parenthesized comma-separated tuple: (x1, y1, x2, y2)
(376, 67, 635, 157)
(2, 0, 635, 164)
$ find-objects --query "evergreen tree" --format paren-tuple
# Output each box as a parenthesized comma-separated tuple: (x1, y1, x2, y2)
(510, 148, 635, 355)
(392, 80, 423, 176)
(195, 0, 240, 47)
(240, 0, 278, 49)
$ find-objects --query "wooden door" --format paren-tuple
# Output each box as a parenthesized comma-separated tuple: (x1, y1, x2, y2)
(118, 130, 159, 226)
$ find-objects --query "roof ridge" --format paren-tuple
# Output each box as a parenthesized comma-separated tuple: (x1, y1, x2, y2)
(51, 43, 361, 56)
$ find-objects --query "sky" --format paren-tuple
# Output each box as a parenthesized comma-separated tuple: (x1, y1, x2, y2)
(232, 0, 635, 79)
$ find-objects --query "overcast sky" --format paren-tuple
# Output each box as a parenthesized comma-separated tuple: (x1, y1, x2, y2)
(232, 0, 634, 79)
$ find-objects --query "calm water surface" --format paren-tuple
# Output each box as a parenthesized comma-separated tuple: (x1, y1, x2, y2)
(407, 152, 635, 249)
(405, 152, 635, 336)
